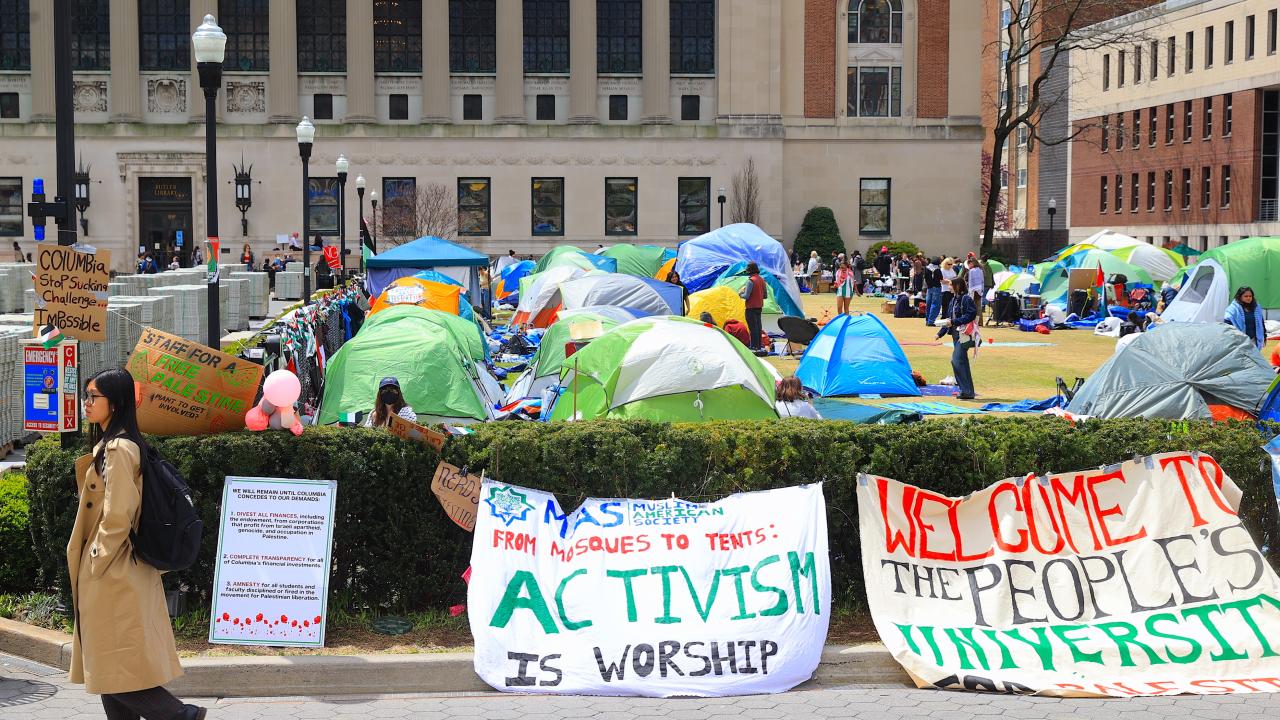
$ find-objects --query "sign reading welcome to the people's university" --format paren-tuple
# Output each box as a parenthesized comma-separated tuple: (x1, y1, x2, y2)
(858, 452, 1280, 697)
(128, 327, 263, 435)
(469, 482, 830, 697)
(33, 243, 111, 341)
(209, 477, 337, 648)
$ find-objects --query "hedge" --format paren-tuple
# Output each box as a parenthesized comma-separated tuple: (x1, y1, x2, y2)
(793, 207, 845, 264)
(23, 418, 1280, 614)
(0, 473, 38, 591)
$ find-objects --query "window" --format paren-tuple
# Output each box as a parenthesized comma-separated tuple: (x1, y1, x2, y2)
(1201, 166, 1211, 208)
(1183, 100, 1192, 141)
(1017, 168, 1028, 188)
(298, 0, 345, 72)
(1115, 173, 1123, 212)
(1165, 103, 1174, 143)
(1118, 49, 1126, 86)
(462, 93, 482, 120)
(670, 0, 714, 74)
(381, 178, 417, 237)
(306, 177, 339, 236)
(677, 177, 710, 235)
(1205, 26, 1214, 68)
(859, 178, 891, 234)
(847, 67, 902, 117)
(1225, 20, 1234, 63)
(523, 0, 569, 73)
(1223, 93, 1232, 136)
(0, 0, 29, 71)
(608, 94, 628, 121)
(1100, 176, 1109, 213)
(1131, 173, 1139, 212)
(1116, 113, 1125, 150)
(1164, 170, 1173, 210)
(1186, 30, 1194, 72)
(220, 0, 269, 71)
(680, 94, 700, 121)
(1101, 114, 1109, 151)
(536, 94, 555, 121)
(849, 0, 903, 44)
(1203, 96, 1212, 139)
(0, 177, 21, 235)
(1222, 164, 1231, 207)
(1246, 15, 1255, 59)
(457, 178, 491, 235)
(389, 93, 409, 120)
(1132, 110, 1140, 149)
(1017, 84, 1028, 106)
(0, 92, 16, 118)
(1134, 44, 1142, 82)
(1103, 54, 1110, 90)
(1150, 40, 1159, 79)
(604, 177, 638, 235)
(139, 0, 190, 71)
(450, 0, 496, 73)
(1271, 10, 1278, 55)
(72, 0, 111, 71)
(375, 0, 423, 72)
(1016, 126, 1028, 147)
(598, 0, 642, 73)
(531, 178, 564, 236)
(1167, 36, 1175, 77)
(1148, 106, 1157, 146)
(1182, 168, 1191, 209)
(1147, 171, 1156, 211)
(313, 93, 333, 120)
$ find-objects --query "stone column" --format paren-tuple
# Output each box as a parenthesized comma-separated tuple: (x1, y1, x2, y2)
(423, 0, 451, 122)
(109, 0, 142, 122)
(568, 0, 597, 124)
(29, 0, 54, 121)
(190, 0, 216, 123)
(641, 0, 671, 123)
(494, 0, 525, 123)
(346, 0, 376, 122)
(268, 0, 300, 122)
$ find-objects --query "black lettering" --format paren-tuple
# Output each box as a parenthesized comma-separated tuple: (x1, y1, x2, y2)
(594, 645, 629, 681)
(657, 640, 684, 678)
(504, 651, 539, 687)
(1155, 534, 1220, 604)
(632, 643, 655, 678)
(538, 654, 562, 687)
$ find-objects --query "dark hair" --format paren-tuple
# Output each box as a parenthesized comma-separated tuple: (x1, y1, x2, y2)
(746, 262, 760, 275)
(666, 270, 681, 284)
(699, 311, 715, 324)
(85, 368, 150, 474)
(371, 383, 406, 427)
(777, 377, 806, 403)
(951, 275, 968, 297)
(1235, 286, 1257, 309)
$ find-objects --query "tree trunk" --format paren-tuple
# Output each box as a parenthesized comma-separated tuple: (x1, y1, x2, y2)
(981, 128, 1009, 256)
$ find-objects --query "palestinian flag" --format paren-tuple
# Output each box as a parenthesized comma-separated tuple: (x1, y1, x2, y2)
(37, 322, 64, 349)
(339, 411, 362, 425)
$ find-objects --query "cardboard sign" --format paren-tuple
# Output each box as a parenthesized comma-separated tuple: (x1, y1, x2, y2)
(430, 462, 482, 531)
(127, 327, 263, 436)
(22, 341, 78, 433)
(33, 243, 111, 341)
(387, 413, 447, 451)
(858, 452, 1280, 697)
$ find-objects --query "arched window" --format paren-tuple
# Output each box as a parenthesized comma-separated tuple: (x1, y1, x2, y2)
(523, 0, 569, 73)
(450, 0, 496, 73)
(849, 0, 902, 45)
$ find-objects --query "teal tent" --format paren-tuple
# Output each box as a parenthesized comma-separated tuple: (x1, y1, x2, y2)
(795, 314, 920, 397)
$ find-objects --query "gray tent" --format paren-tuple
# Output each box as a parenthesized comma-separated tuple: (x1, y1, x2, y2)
(1067, 323, 1275, 420)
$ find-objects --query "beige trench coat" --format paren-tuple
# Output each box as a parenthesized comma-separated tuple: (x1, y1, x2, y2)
(66, 438, 183, 694)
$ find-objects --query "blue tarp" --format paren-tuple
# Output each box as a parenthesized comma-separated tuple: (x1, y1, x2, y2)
(811, 399, 921, 424)
(497, 260, 535, 300)
(413, 269, 465, 288)
(795, 314, 921, 398)
(980, 396, 1067, 413)
(674, 224, 802, 309)
(1261, 377, 1280, 422)
(366, 236, 489, 300)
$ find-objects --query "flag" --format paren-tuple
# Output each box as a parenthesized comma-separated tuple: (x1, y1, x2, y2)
(338, 411, 362, 425)
(1095, 262, 1106, 289)
(36, 322, 64, 349)
(323, 245, 341, 271)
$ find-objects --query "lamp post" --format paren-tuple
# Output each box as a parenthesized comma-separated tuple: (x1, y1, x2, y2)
(297, 117, 315, 304)
(717, 186, 726, 228)
(355, 174, 366, 273)
(193, 14, 226, 348)
(336, 154, 348, 282)
(370, 190, 379, 254)
(73, 161, 90, 235)
(1047, 197, 1057, 236)
(234, 159, 252, 236)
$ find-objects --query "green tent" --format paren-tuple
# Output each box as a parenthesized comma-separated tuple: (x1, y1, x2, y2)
(1038, 249, 1153, 307)
(985, 259, 1007, 275)
(1169, 242, 1203, 258)
(502, 307, 638, 402)
(1164, 237, 1280, 321)
(601, 244, 674, 277)
(319, 305, 500, 424)
(534, 245, 618, 274)
(550, 316, 779, 422)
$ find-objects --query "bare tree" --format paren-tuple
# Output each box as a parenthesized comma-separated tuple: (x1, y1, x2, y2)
(379, 182, 458, 247)
(730, 156, 761, 225)
(982, 0, 1156, 254)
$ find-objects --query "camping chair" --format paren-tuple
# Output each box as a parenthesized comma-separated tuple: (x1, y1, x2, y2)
(1055, 376, 1085, 403)
(777, 316, 821, 356)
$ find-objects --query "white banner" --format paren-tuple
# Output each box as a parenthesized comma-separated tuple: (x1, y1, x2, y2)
(468, 482, 831, 697)
(209, 477, 337, 648)
(858, 452, 1280, 697)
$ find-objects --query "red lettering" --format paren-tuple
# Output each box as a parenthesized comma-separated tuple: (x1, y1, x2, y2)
(877, 478, 917, 557)
(1086, 470, 1148, 547)
(1050, 474, 1103, 553)
(913, 489, 957, 561)
(1023, 481, 1067, 555)
(1196, 456, 1237, 517)
(989, 481, 1028, 553)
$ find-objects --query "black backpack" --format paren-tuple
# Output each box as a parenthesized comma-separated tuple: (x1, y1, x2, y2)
(131, 445, 203, 572)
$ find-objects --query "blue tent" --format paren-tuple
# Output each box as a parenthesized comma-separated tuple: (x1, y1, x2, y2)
(634, 277, 686, 315)
(366, 236, 489, 301)
(413, 269, 465, 288)
(497, 260, 536, 302)
(795, 314, 920, 397)
(714, 262, 804, 318)
(1261, 377, 1280, 422)
(674, 224, 803, 310)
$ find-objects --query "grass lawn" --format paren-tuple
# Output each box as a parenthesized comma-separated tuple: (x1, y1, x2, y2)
(765, 293, 1119, 411)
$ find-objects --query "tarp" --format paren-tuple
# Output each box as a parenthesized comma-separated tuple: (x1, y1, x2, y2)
(714, 262, 805, 319)
(369, 276, 465, 318)
(365, 235, 489, 300)
(1038, 250, 1152, 307)
(795, 314, 921, 397)
(496, 260, 535, 302)
(811, 399, 922, 424)
(1262, 376, 1280, 422)
(535, 245, 617, 274)
(502, 306, 641, 403)
(674, 224, 802, 310)
(1108, 243, 1185, 283)
(558, 274, 677, 317)
(1066, 322, 1275, 419)
(413, 269, 465, 288)
(1162, 237, 1280, 322)
(601, 244, 673, 277)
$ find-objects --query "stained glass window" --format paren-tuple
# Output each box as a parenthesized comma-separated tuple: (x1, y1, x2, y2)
(220, 0, 270, 71)
(298, 0, 346, 72)
(524, 0, 569, 73)
(670, 0, 713, 74)
(458, 178, 491, 235)
(677, 177, 710, 236)
(849, 0, 902, 44)
(72, 0, 110, 71)
(605, 177, 637, 235)
(531, 178, 564, 236)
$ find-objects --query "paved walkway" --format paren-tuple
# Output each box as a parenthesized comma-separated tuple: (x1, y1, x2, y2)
(6, 653, 1280, 719)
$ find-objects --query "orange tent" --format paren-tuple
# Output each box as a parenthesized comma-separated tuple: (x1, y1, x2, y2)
(654, 257, 676, 281)
(370, 277, 463, 316)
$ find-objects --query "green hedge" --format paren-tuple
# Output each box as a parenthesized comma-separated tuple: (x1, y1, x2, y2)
(793, 207, 845, 264)
(24, 418, 1280, 613)
(0, 473, 38, 592)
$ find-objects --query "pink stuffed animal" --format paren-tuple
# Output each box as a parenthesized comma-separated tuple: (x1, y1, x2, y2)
(245, 370, 304, 436)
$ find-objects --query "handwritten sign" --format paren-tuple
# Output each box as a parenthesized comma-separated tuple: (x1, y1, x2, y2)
(430, 462, 482, 532)
(387, 413, 447, 451)
(33, 243, 111, 341)
(127, 327, 264, 436)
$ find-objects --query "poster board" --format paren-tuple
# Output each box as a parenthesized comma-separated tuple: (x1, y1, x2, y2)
(387, 413, 447, 451)
(1067, 268, 1098, 294)
(21, 341, 78, 433)
(33, 243, 111, 341)
(430, 462, 481, 531)
(127, 327, 263, 436)
(209, 477, 337, 647)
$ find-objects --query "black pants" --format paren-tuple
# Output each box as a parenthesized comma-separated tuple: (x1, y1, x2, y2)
(940, 291, 954, 318)
(745, 307, 763, 350)
(101, 686, 185, 720)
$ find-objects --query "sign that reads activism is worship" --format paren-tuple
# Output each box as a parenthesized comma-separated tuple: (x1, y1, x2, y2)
(128, 327, 263, 435)
(858, 452, 1280, 697)
(34, 243, 111, 341)
(469, 482, 830, 697)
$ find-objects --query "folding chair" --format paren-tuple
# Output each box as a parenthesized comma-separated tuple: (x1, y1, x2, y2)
(777, 316, 821, 356)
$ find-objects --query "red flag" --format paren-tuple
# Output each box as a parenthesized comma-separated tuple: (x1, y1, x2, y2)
(322, 245, 341, 271)
(1095, 262, 1106, 288)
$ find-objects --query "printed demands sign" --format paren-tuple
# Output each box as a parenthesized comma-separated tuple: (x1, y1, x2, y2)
(33, 243, 111, 341)
(128, 327, 263, 436)
(858, 452, 1280, 697)
(469, 482, 830, 697)
(209, 477, 337, 647)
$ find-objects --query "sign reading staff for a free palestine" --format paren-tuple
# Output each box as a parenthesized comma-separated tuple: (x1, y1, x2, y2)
(127, 327, 263, 436)
(858, 452, 1280, 697)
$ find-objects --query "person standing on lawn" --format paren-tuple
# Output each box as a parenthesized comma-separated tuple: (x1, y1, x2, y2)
(833, 260, 855, 315)
(938, 275, 978, 400)
(923, 257, 943, 326)
(1225, 286, 1266, 351)
(742, 262, 768, 351)
(966, 257, 986, 326)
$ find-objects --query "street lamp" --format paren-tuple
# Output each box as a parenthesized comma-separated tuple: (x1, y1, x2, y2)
(193, 13, 226, 348)
(369, 189, 379, 254)
(717, 186, 726, 228)
(234, 158, 252, 236)
(1048, 197, 1058, 236)
(336, 154, 348, 281)
(355, 174, 366, 273)
(73, 160, 90, 235)
(296, 116, 315, 305)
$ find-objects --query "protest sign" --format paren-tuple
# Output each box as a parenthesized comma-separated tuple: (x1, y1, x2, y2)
(388, 412, 447, 451)
(209, 477, 337, 647)
(33, 243, 111, 341)
(430, 462, 481, 531)
(469, 482, 830, 697)
(857, 452, 1280, 697)
(22, 341, 78, 433)
(127, 327, 263, 435)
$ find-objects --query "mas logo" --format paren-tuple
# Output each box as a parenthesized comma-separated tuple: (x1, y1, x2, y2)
(485, 485, 533, 526)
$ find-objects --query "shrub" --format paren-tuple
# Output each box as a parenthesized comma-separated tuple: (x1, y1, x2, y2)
(24, 419, 1280, 614)
(879, 240, 922, 258)
(0, 473, 39, 592)
(793, 207, 845, 265)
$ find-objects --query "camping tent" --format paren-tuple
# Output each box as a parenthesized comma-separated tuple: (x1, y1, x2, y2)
(1038, 249, 1152, 307)
(1108, 243, 1185, 283)
(369, 276, 469, 320)
(686, 285, 781, 329)
(558, 274, 679, 317)
(365, 236, 489, 304)
(550, 316, 780, 421)
(318, 305, 503, 425)
(602, 244, 676, 277)
(1066, 322, 1276, 420)
(714, 262, 805, 319)
(1162, 237, 1280, 322)
(511, 265, 596, 327)
(1261, 376, 1280, 422)
(1080, 229, 1143, 251)
(502, 306, 641, 403)
(795, 313, 921, 397)
(535, 245, 617, 274)
(496, 260, 535, 303)
(674, 224, 802, 310)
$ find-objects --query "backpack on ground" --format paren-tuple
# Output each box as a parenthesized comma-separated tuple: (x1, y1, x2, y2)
(132, 445, 203, 572)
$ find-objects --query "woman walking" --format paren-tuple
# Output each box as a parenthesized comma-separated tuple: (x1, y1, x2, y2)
(938, 275, 977, 400)
(1225, 286, 1266, 351)
(69, 368, 202, 719)
(833, 260, 855, 315)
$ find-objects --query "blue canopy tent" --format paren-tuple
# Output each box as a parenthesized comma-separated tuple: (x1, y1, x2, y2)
(795, 314, 920, 397)
(366, 236, 490, 311)
(673, 224, 803, 311)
